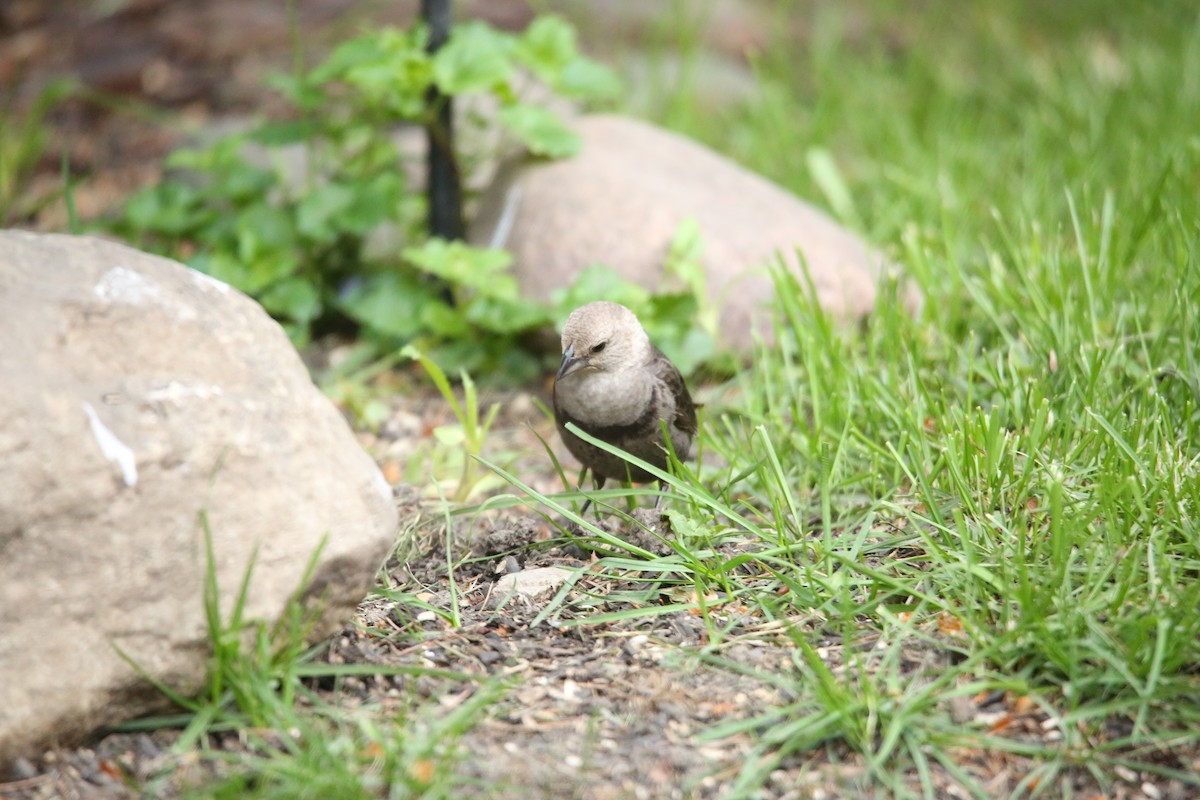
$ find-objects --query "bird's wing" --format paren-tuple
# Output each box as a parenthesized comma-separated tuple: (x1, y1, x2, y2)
(652, 347, 698, 437)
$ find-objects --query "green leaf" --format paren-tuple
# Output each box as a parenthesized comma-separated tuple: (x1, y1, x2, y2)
(421, 299, 472, 338)
(214, 164, 276, 204)
(311, 29, 424, 84)
(250, 120, 321, 146)
(514, 15, 577, 76)
(498, 105, 581, 158)
(555, 57, 623, 100)
(658, 326, 716, 376)
(204, 250, 266, 294)
(123, 184, 205, 236)
(466, 296, 553, 334)
(403, 239, 514, 296)
(339, 272, 437, 339)
(235, 203, 296, 264)
(263, 72, 326, 111)
(296, 183, 356, 243)
(432, 21, 513, 95)
(551, 264, 650, 323)
(246, 251, 302, 294)
(512, 16, 620, 101)
(258, 277, 322, 326)
(311, 29, 432, 118)
(348, 51, 432, 115)
(663, 218, 718, 335)
(341, 172, 404, 234)
(162, 145, 212, 171)
(232, 204, 300, 292)
(663, 218, 705, 291)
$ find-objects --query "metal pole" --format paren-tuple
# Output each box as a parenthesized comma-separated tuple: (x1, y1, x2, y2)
(421, 0, 464, 242)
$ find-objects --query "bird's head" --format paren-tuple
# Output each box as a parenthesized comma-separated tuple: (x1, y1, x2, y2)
(557, 301, 652, 380)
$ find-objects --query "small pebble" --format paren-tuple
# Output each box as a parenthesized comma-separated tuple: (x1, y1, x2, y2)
(8, 756, 37, 781)
(1115, 765, 1138, 782)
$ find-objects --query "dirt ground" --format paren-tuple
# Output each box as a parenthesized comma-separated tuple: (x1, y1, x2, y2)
(3, 4, 1197, 798)
(5, 389, 1194, 799)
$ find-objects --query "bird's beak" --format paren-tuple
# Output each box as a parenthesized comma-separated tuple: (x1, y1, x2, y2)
(557, 343, 582, 380)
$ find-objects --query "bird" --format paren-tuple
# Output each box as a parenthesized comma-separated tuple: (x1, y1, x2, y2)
(552, 301, 698, 515)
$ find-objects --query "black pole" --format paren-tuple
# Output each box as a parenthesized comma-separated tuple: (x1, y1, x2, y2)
(422, 0, 464, 243)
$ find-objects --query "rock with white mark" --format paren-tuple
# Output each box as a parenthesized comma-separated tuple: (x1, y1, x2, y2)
(470, 114, 921, 350)
(0, 230, 398, 766)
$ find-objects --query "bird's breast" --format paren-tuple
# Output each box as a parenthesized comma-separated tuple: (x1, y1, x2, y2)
(555, 369, 656, 428)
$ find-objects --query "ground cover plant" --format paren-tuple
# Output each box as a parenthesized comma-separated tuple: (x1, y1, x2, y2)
(7, 1, 1199, 798)
(100, 14, 624, 378)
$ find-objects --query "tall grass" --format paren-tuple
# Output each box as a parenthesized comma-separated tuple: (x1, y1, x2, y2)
(634, 1, 1200, 794)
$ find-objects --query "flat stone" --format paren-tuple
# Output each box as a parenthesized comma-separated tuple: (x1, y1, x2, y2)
(0, 231, 398, 767)
(470, 114, 921, 350)
(492, 566, 575, 601)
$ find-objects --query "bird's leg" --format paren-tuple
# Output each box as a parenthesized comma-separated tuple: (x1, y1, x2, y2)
(579, 474, 606, 518)
(577, 468, 608, 517)
(654, 480, 668, 513)
(575, 466, 591, 516)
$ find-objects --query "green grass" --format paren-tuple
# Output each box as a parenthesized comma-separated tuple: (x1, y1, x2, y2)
(607, 0, 1200, 794)
(97, 1, 1200, 797)
(0, 77, 76, 224)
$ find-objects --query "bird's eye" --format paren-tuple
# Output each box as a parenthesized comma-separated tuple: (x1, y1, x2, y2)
(591, 341, 607, 354)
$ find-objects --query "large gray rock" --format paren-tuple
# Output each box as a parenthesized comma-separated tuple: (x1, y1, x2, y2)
(0, 231, 398, 766)
(470, 114, 920, 349)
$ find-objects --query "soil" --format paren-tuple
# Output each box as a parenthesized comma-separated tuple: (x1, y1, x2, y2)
(2, 4, 1197, 799)
(4, 389, 1195, 799)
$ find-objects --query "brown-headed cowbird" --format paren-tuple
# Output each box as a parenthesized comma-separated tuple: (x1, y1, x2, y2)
(553, 301, 697, 514)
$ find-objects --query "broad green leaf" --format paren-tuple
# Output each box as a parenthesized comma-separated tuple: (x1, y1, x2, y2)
(263, 72, 326, 111)
(663, 217, 705, 291)
(214, 164, 275, 203)
(250, 119, 321, 146)
(345, 53, 431, 117)
(204, 249, 296, 295)
(432, 21, 513, 95)
(310, 29, 427, 83)
(555, 57, 623, 100)
(551, 264, 651, 324)
(663, 218, 718, 335)
(403, 239, 514, 295)
(296, 182, 355, 243)
(659, 327, 716, 376)
(339, 272, 436, 339)
(342, 172, 404, 234)
(512, 16, 620, 100)
(245, 250, 301, 294)
(123, 184, 205, 236)
(235, 203, 296, 264)
(465, 296, 553, 334)
(514, 15, 577, 75)
(498, 104, 580, 158)
(421, 299, 472, 338)
(311, 29, 432, 117)
(258, 277, 322, 325)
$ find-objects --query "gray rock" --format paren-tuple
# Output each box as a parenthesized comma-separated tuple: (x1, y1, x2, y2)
(470, 114, 921, 350)
(0, 231, 398, 766)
